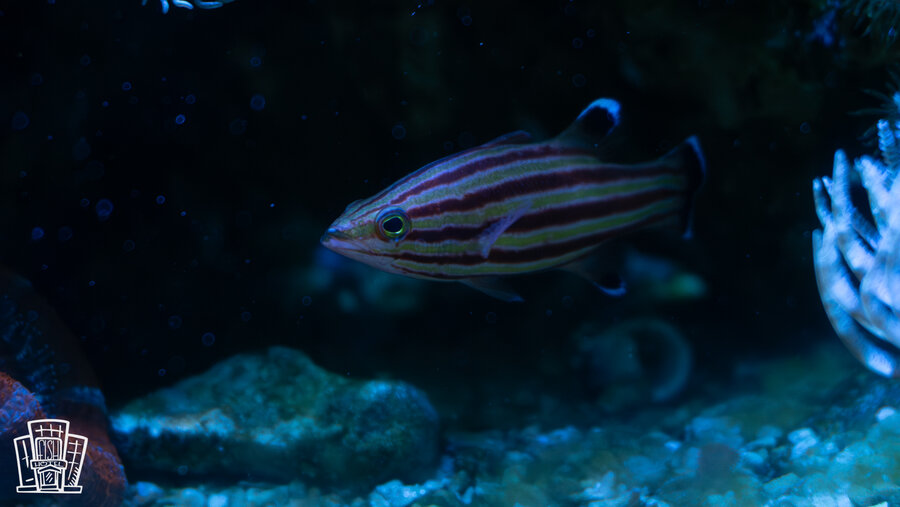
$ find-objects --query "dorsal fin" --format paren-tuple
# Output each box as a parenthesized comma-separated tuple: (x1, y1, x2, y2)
(481, 130, 534, 148)
(557, 98, 621, 148)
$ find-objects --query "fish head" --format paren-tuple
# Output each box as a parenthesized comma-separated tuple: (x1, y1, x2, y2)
(321, 197, 412, 275)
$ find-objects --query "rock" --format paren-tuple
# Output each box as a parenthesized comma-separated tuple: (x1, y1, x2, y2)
(112, 346, 439, 490)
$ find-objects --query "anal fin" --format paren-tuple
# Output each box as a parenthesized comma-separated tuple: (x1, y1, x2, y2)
(461, 277, 524, 302)
(558, 258, 627, 297)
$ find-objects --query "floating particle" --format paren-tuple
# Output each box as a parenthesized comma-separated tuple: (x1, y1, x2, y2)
(122, 239, 135, 252)
(250, 94, 266, 111)
(250, 56, 262, 67)
(11, 111, 29, 130)
(300, 114, 308, 120)
(443, 141, 454, 151)
(229, 118, 247, 135)
(128, 96, 139, 105)
(121, 81, 132, 91)
(88, 280, 96, 287)
(31, 227, 44, 241)
(240, 311, 252, 322)
(79, 198, 90, 207)
(156, 194, 166, 205)
(485, 311, 497, 324)
(57, 226, 73, 242)
(30, 73, 43, 85)
(175, 114, 186, 125)
(572, 73, 587, 88)
(158, 368, 166, 376)
(179, 211, 187, 217)
(800, 122, 811, 134)
(201, 332, 215, 346)
(572, 37, 583, 48)
(301, 296, 312, 306)
(95, 198, 114, 219)
(185, 94, 196, 105)
(586, 28, 596, 38)
(101, 100, 109, 108)
(168, 315, 183, 329)
(392, 123, 407, 140)
(72, 137, 91, 161)
(80, 54, 91, 66)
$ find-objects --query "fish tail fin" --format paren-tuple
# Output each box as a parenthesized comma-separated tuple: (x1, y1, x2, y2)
(657, 136, 706, 238)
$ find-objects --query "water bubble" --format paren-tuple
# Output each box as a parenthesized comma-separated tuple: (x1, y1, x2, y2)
(95, 198, 114, 220)
(31, 227, 44, 241)
(572, 73, 587, 88)
(57, 226, 73, 242)
(391, 123, 407, 140)
(11, 112, 30, 131)
(302, 296, 312, 306)
(168, 315, 183, 329)
(122, 239, 135, 252)
(80, 54, 91, 66)
(586, 28, 596, 38)
(800, 122, 811, 134)
(240, 311, 252, 322)
(572, 37, 584, 48)
(156, 195, 166, 205)
(250, 56, 262, 67)
(88, 280, 96, 287)
(158, 368, 166, 376)
(229, 119, 247, 136)
(460, 15, 472, 26)
(121, 81, 132, 91)
(175, 114, 186, 125)
(201, 332, 216, 346)
(250, 94, 266, 111)
(101, 100, 109, 108)
(72, 138, 91, 161)
(79, 198, 90, 208)
(185, 94, 196, 105)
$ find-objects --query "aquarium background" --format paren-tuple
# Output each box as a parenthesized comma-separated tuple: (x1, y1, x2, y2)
(3, 0, 900, 505)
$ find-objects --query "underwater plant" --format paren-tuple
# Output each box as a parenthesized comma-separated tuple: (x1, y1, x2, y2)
(813, 96, 900, 377)
(142, 0, 233, 14)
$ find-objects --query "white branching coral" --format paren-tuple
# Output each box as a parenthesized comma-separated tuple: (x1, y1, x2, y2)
(813, 105, 900, 377)
(142, 0, 232, 14)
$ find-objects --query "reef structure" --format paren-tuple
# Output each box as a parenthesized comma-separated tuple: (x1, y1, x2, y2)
(0, 267, 126, 506)
(813, 101, 900, 377)
(142, 0, 235, 14)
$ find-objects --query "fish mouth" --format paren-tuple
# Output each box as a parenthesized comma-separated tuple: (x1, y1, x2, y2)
(321, 227, 366, 254)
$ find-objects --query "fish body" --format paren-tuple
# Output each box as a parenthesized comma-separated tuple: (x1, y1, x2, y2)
(322, 98, 705, 301)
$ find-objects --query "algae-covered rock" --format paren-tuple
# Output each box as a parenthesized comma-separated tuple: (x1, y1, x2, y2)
(111, 346, 439, 489)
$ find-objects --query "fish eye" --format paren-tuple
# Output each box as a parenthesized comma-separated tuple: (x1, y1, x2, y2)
(375, 208, 410, 240)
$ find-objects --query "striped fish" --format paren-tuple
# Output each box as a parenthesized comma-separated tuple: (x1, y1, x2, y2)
(321, 98, 705, 301)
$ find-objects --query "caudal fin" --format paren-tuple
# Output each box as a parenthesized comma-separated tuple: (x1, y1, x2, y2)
(658, 136, 706, 238)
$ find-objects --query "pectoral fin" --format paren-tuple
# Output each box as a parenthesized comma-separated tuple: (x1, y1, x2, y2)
(461, 277, 524, 302)
(558, 258, 627, 297)
(477, 200, 532, 259)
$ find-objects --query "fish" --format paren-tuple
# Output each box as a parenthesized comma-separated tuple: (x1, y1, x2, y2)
(321, 98, 705, 302)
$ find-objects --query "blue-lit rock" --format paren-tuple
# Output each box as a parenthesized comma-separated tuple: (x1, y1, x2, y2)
(111, 346, 439, 488)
